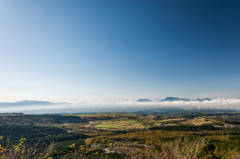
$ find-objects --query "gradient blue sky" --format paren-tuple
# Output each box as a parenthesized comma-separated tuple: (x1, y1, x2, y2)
(0, 0, 240, 102)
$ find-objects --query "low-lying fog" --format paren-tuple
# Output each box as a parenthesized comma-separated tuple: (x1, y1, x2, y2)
(1, 99, 240, 114)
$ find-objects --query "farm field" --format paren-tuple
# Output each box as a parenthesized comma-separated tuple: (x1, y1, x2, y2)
(94, 120, 145, 129)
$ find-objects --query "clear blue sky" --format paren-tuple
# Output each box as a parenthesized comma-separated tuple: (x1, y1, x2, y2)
(0, 0, 240, 102)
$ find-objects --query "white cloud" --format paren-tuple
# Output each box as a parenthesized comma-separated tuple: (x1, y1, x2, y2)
(113, 99, 240, 110)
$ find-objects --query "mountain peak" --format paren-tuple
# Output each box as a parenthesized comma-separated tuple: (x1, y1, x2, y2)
(160, 97, 190, 102)
(136, 99, 152, 102)
(194, 98, 212, 101)
(0, 100, 69, 106)
(159, 97, 212, 102)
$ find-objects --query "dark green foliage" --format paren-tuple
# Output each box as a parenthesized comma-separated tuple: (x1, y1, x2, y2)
(229, 135, 240, 140)
(54, 139, 85, 151)
(0, 115, 88, 124)
(82, 113, 137, 121)
(181, 113, 240, 120)
(0, 125, 67, 142)
(202, 137, 240, 155)
(225, 120, 240, 125)
(84, 116, 116, 120)
(149, 125, 217, 131)
(25, 133, 88, 146)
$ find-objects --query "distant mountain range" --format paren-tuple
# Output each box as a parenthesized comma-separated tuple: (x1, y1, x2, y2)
(160, 97, 212, 102)
(0, 100, 69, 106)
(160, 97, 191, 102)
(136, 99, 152, 102)
(193, 98, 211, 101)
(0, 98, 213, 107)
(135, 97, 212, 102)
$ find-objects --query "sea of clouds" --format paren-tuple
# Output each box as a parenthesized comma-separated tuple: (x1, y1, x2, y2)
(1, 98, 240, 114)
(115, 98, 240, 110)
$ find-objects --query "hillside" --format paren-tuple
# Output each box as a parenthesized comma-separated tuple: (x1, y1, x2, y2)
(1, 112, 240, 158)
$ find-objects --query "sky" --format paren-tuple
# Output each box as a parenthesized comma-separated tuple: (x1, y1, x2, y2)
(0, 0, 240, 103)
